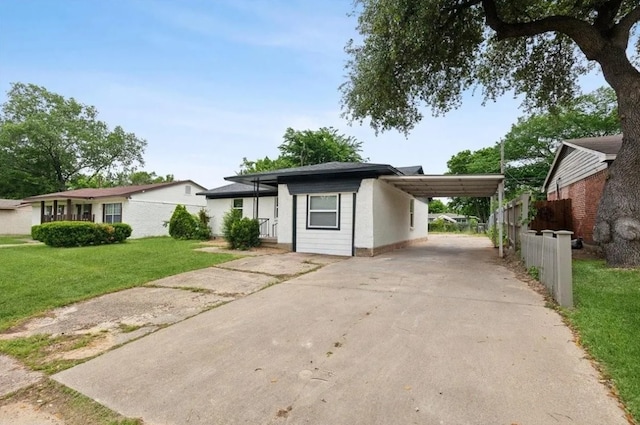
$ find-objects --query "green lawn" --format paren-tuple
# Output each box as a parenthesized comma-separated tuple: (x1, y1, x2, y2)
(0, 235, 31, 245)
(0, 238, 235, 331)
(566, 260, 640, 421)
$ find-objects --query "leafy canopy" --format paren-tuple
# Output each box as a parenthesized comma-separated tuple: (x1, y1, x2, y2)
(0, 83, 147, 198)
(342, 0, 639, 133)
(240, 127, 366, 174)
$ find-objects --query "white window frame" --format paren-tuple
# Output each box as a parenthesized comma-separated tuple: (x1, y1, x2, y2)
(410, 199, 415, 228)
(307, 194, 340, 230)
(274, 197, 279, 219)
(104, 203, 122, 223)
(185, 185, 191, 195)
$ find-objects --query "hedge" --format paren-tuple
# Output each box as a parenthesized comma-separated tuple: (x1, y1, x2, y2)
(31, 221, 132, 247)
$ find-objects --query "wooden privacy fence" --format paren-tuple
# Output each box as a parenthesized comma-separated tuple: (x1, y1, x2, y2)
(521, 230, 573, 307)
(529, 199, 573, 233)
(489, 193, 530, 249)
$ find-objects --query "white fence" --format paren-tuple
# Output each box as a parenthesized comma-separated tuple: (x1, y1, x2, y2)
(521, 230, 573, 307)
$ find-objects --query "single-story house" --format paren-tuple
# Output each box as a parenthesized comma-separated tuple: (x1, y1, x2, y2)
(0, 199, 32, 235)
(24, 181, 207, 239)
(542, 134, 622, 243)
(198, 162, 430, 256)
(427, 213, 479, 223)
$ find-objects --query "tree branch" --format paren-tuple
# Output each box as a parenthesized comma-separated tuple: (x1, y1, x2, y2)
(611, 6, 640, 47)
(594, 0, 623, 31)
(481, 0, 605, 59)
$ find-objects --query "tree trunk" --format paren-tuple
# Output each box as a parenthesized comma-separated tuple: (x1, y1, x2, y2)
(593, 68, 640, 267)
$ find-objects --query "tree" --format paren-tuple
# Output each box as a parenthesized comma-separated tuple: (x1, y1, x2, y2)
(428, 199, 449, 213)
(342, 1, 640, 266)
(446, 87, 620, 221)
(0, 83, 146, 198)
(239, 127, 366, 174)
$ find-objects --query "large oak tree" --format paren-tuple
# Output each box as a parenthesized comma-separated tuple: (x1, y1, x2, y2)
(0, 83, 147, 198)
(342, 0, 640, 266)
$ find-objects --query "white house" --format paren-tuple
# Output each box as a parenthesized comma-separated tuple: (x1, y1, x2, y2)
(24, 181, 207, 238)
(0, 199, 32, 235)
(198, 163, 430, 256)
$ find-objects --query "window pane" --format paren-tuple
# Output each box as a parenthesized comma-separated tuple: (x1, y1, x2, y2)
(309, 211, 337, 227)
(113, 203, 122, 214)
(105, 204, 113, 215)
(310, 196, 336, 210)
(233, 199, 243, 208)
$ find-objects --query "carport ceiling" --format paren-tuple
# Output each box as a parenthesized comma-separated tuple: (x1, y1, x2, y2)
(380, 174, 504, 197)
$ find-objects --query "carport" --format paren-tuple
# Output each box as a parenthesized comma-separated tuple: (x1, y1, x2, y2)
(379, 174, 505, 256)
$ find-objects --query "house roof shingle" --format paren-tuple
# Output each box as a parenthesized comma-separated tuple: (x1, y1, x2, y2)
(397, 165, 424, 175)
(565, 134, 623, 155)
(0, 199, 26, 210)
(197, 182, 278, 198)
(24, 181, 201, 201)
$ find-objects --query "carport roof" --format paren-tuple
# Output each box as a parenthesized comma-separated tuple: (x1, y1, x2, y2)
(380, 174, 504, 197)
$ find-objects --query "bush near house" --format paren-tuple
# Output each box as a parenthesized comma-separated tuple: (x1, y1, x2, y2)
(31, 222, 132, 247)
(168, 205, 212, 240)
(222, 208, 260, 250)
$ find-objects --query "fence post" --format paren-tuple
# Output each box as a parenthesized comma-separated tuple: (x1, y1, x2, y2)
(554, 230, 574, 308)
(540, 230, 554, 290)
(524, 230, 536, 268)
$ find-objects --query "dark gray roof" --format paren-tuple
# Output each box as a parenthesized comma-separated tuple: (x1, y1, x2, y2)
(566, 134, 622, 156)
(225, 162, 404, 185)
(0, 199, 26, 210)
(397, 165, 424, 175)
(197, 182, 277, 198)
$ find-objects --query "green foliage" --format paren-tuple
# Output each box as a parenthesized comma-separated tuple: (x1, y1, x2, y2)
(239, 127, 366, 174)
(428, 218, 459, 233)
(35, 221, 131, 247)
(341, 1, 636, 134)
(0, 82, 147, 198)
(428, 199, 448, 213)
(69, 171, 174, 189)
(527, 266, 540, 280)
(446, 86, 619, 222)
(168, 205, 211, 240)
(222, 208, 260, 250)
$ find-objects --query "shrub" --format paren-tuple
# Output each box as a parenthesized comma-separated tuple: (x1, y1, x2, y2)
(167, 205, 211, 240)
(222, 208, 260, 250)
(34, 221, 132, 247)
(31, 225, 43, 241)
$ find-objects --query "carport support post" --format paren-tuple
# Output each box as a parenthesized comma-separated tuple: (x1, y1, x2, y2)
(498, 182, 504, 257)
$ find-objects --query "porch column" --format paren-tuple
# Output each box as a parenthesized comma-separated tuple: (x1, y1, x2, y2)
(53, 200, 58, 221)
(40, 201, 45, 223)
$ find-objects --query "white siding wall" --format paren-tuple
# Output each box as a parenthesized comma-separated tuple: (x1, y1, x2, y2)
(372, 179, 428, 248)
(546, 148, 607, 196)
(0, 206, 32, 235)
(354, 179, 374, 249)
(206, 196, 277, 236)
(277, 184, 293, 244)
(296, 193, 353, 256)
(128, 183, 207, 238)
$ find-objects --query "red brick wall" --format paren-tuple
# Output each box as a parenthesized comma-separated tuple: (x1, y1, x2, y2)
(547, 169, 608, 243)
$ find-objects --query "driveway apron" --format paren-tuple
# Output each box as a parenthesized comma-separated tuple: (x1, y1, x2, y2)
(53, 235, 627, 425)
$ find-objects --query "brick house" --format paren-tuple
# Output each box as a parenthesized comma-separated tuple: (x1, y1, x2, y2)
(542, 135, 622, 243)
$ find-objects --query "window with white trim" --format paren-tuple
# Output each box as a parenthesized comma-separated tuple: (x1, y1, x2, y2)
(104, 203, 122, 223)
(233, 199, 243, 211)
(409, 199, 415, 228)
(274, 197, 279, 219)
(185, 185, 192, 195)
(307, 195, 339, 229)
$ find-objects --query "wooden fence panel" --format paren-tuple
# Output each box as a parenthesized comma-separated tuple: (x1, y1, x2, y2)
(529, 199, 573, 233)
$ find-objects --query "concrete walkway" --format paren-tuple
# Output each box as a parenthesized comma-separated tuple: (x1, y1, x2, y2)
(53, 235, 627, 425)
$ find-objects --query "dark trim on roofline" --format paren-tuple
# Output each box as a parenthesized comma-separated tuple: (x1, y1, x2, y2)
(198, 191, 278, 199)
(225, 165, 402, 185)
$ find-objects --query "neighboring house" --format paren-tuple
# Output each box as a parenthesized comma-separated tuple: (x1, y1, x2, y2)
(542, 134, 622, 243)
(198, 162, 429, 257)
(427, 213, 479, 223)
(24, 181, 207, 239)
(0, 199, 32, 235)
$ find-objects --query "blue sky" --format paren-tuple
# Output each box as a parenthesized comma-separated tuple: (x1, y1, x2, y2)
(0, 1, 607, 189)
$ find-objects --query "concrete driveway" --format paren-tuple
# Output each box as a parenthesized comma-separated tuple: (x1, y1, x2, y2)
(53, 235, 627, 425)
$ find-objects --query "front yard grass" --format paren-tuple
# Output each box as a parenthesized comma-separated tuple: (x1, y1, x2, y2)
(0, 237, 235, 331)
(566, 260, 640, 421)
(0, 234, 31, 245)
